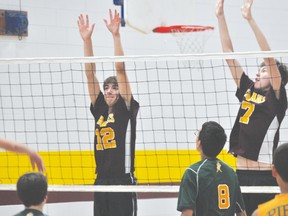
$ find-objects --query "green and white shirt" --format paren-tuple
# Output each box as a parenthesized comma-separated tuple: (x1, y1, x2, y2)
(177, 158, 245, 215)
(13, 208, 46, 216)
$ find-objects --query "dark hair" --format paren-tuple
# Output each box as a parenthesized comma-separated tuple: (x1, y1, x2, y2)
(273, 143, 288, 183)
(103, 76, 118, 90)
(198, 121, 227, 157)
(260, 60, 288, 86)
(17, 172, 48, 207)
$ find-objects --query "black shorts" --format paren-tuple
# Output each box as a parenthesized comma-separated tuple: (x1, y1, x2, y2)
(94, 174, 137, 216)
(236, 170, 277, 216)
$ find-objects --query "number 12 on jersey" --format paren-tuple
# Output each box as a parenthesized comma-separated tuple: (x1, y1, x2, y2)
(95, 127, 117, 150)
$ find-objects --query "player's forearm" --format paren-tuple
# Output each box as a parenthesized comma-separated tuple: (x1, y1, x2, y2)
(113, 33, 123, 56)
(84, 38, 94, 57)
(248, 18, 271, 51)
(113, 34, 125, 72)
(0, 138, 32, 155)
(217, 16, 234, 53)
(248, 17, 281, 90)
(83, 39, 96, 79)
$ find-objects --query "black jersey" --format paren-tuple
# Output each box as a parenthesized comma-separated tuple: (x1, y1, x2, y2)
(177, 158, 245, 215)
(90, 92, 139, 178)
(229, 73, 287, 163)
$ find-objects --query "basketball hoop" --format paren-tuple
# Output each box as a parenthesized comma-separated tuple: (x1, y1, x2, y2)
(153, 25, 214, 54)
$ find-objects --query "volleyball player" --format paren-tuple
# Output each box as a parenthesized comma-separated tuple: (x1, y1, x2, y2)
(0, 138, 45, 172)
(177, 121, 246, 216)
(77, 9, 139, 216)
(216, 0, 288, 215)
(14, 172, 48, 216)
(252, 143, 288, 216)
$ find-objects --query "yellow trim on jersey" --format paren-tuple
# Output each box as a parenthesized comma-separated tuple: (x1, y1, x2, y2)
(0, 150, 236, 185)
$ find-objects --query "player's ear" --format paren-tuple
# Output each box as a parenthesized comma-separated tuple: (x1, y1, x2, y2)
(271, 164, 277, 178)
(196, 139, 202, 152)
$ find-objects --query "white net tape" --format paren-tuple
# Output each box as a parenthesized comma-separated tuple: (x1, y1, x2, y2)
(0, 185, 280, 193)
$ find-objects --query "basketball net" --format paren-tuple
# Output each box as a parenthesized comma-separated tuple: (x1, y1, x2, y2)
(153, 25, 214, 54)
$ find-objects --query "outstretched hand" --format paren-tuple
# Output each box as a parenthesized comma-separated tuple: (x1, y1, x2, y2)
(103, 9, 121, 36)
(215, 0, 225, 18)
(77, 14, 95, 41)
(241, 0, 253, 20)
(29, 151, 45, 172)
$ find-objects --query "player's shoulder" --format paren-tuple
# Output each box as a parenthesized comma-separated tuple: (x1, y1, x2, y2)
(193, 159, 209, 168)
(188, 159, 213, 174)
(184, 161, 206, 175)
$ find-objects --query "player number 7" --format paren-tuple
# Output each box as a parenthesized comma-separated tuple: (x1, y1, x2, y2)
(239, 101, 255, 124)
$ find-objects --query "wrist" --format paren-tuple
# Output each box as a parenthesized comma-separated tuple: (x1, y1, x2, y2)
(27, 149, 35, 156)
(112, 33, 121, 38)
(247, 16, 254, 23)
(83, 38, 93, 44)
(217, 14, 225, 19)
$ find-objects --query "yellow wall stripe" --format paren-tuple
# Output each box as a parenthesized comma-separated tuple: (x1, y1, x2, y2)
(0, 150, 236, 185)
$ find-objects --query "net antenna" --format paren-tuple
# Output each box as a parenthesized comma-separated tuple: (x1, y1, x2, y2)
(153, 25, 214, 54)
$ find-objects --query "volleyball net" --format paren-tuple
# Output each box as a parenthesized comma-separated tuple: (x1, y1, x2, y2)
(0, 51, 287, 193)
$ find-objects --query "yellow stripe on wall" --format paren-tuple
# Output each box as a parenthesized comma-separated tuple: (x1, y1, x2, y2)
(0, 150, 236, 185)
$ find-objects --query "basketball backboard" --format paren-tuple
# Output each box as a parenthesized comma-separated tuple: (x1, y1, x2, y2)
(123, 0, 197, 34)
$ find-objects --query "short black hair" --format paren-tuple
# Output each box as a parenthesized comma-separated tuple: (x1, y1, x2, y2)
(17, 172, 48, 207)
(103, 76, 118, 90)
(260, 60, 288, 86)
(198, 121, 227, 158)
(273, 143, 288, 183)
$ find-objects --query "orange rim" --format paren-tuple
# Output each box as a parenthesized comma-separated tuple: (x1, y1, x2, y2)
(153, 25, 214, 33)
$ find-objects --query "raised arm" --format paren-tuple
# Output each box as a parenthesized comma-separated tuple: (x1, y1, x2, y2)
(242, 0, 282, 97)
(78, 14, 100, 105)
(216, 0, 244, 88)
(104, 9, 132, 105)
(0, 138, 45, 172)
